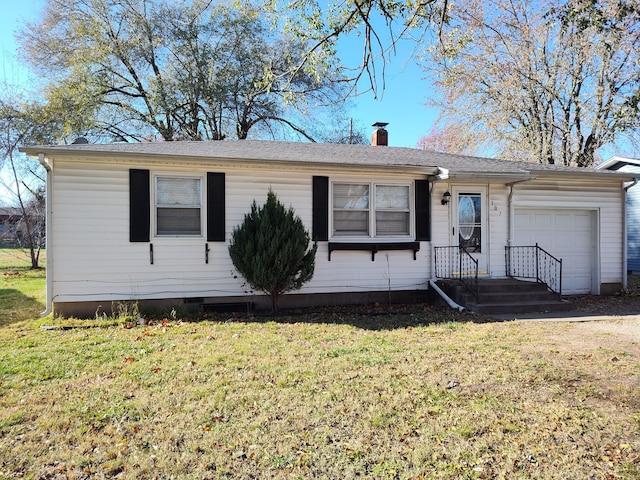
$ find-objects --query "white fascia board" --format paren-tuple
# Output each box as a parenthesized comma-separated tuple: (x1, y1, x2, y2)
(22, 149, 441, 177)
(596, 156, 640, 170)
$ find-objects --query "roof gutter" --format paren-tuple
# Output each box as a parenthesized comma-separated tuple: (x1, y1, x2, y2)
(21, 148, 441, 177)
(446, 172, 531, 181)
(533, 169, 637, 181)
(434, 167, 449, 181)
(624, 178, 638, 191)
(38, 152, 52, 172)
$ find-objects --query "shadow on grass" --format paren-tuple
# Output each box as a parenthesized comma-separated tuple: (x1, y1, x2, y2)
(0, 288, 45, 326)
(196, 303, 497, 331)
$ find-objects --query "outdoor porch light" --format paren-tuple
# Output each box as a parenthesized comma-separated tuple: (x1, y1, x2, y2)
(441, 191, 451, 205)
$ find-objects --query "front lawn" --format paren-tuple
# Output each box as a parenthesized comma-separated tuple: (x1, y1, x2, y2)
(0, 248, 46, 326)
(0, 249, 638, 478)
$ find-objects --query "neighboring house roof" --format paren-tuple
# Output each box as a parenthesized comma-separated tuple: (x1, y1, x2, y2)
(0, 207, 22, 219)
(596, 156, 640, 171)
(20, 140, 636, 181)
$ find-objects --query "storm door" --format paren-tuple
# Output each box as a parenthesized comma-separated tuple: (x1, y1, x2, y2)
(452, 186, 488, 275)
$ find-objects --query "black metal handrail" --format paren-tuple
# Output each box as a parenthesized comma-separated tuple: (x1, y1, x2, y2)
(434, 245, 479, 302)
(505, 244, 562, 297)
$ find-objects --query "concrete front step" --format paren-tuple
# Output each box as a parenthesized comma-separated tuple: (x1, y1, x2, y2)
(435, 278, 572, 314)
(457, 291, 561, 304)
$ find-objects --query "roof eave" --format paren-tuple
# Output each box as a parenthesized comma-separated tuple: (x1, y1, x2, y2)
(532, 169, 638, 181)
(20, 146, 441, 176)
(446, 172, 533, 182)
(596, 156, 640, 171)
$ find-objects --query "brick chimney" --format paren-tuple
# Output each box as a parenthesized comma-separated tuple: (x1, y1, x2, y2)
(371, 122, 389, 146)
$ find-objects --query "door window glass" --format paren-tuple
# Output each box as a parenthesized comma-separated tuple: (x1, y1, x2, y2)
(458, 193, 482, 252)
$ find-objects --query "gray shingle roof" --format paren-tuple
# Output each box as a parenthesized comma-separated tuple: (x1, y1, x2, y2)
(20, 140, 634, 180)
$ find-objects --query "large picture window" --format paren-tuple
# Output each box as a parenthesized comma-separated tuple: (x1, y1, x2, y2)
(155, 176, 202, 236)
(332, 182, 411, 238)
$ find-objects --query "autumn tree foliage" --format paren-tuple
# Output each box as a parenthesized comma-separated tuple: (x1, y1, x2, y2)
(0, 94, 62, 268)
(416, 123, 480, 155)
(268, 0, 448, 98)
(424, 0, 640, 167)
(229, 190, 317, 313)
(20, 0, 348, 142)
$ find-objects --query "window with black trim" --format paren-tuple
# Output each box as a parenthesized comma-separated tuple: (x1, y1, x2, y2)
(155, 176, 202, 236)
(332, 182, 411, 238)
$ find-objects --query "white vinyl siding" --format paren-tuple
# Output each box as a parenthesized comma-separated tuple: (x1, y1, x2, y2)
(45, 154, 626, 307)
(48, 160, 430, 304)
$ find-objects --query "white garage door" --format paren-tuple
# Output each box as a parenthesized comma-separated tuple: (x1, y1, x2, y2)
(514, 209, 595, 294)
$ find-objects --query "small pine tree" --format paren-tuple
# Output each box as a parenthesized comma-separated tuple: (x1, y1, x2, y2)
(229, 189, 318, 313)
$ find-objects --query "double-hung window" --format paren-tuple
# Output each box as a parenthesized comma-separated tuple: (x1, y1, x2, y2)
(333, 183, 370, 236)
(375, 185, 410, 236)
(155, 176, 202, 236)
(332, 182, 411, 238)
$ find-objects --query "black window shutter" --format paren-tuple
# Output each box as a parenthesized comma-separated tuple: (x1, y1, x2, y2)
(207, 172, 225, 241)
(129, 169, 150, 242)
(415, 179, 431, 241)
(312, 176, 329, 241)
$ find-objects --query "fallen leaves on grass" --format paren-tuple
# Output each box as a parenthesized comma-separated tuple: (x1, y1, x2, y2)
(0, 311, 639, 479)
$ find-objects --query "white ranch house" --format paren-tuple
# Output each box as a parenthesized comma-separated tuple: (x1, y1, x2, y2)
(21, 133, 635, 317)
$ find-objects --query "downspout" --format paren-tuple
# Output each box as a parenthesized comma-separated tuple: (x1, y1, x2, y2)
(429, 279, 465, 311)
(429, 167, 449, 280)
(38, 153, 53, 317)
(425, 168, 465, 311)
(622, 179, 638, 290)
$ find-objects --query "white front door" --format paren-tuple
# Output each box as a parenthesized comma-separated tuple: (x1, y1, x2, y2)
(453, 186, 488, 275)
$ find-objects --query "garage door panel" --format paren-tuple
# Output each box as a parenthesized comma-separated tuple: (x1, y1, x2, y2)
(556, 233, 574, 247)
(514, 209, 594, 295)
(536, 214, 553, 228)
(554, 213, 573, 227)
(572, 260, 591, 275)
(574, 213, 592, 229)
(514, 215, 529, 229)
(572, 235, 591, 250)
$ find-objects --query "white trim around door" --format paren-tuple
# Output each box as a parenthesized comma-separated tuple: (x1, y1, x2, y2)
(452, 185, 489, 275)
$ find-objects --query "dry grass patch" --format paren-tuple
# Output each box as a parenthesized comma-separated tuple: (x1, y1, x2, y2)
(0, 309, 638, 479)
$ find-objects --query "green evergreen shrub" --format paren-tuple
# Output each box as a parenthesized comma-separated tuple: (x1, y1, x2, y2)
(229, 189, 318, 313)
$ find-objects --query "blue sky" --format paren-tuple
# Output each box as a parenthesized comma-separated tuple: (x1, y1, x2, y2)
(0, 0, 439, 149)
(336, 21, 440, 148)
(0, 1, 42, 89)
(341, 40, 440, 148)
